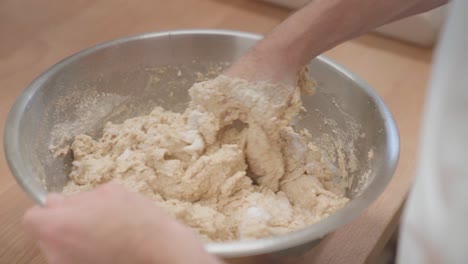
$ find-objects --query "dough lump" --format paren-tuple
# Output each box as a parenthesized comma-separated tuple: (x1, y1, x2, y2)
(63, 74, 349, 241)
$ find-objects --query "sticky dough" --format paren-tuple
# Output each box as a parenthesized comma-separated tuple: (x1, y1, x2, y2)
(63, 73, 349, 241)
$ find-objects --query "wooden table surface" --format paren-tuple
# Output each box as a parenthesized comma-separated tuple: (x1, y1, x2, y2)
(0, 0, 433, 263)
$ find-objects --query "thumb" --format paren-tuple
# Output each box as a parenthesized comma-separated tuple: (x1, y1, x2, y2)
(46, 193, 66, 208)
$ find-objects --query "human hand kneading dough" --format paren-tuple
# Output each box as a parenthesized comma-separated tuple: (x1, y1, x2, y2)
(23, 0, 446, 263)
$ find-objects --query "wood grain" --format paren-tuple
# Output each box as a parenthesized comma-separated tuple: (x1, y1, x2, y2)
(0, 0, 432, 263)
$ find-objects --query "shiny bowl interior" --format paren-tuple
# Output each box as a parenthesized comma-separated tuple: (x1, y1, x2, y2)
(4, 30, 399, 259)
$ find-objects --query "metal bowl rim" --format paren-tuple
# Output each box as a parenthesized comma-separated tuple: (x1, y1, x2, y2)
(3, 29, 400, 258)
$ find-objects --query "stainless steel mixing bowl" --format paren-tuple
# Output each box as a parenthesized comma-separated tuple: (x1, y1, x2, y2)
(4, 29, 399, 262)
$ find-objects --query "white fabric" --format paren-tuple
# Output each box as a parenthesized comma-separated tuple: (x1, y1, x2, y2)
(398, 1, 468, 263)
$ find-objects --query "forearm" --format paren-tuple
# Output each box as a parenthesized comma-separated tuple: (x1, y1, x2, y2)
(256, 0, 448, 69)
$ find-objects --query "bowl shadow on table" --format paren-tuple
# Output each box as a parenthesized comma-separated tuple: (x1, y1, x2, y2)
(236, 217, 398, 264)
(225, 197, 402, 264)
